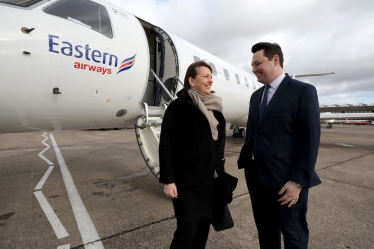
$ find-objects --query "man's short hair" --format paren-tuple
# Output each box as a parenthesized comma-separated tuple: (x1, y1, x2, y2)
(252, 42, 284, 68)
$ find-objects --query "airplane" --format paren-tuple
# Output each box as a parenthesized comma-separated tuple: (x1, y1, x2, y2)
(2, 0, 374, 179)
(320, 113, 374, 129)
(344, 119, 370, 125)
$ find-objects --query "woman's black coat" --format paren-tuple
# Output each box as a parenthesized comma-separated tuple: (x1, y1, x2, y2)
(159, 88, 226, 222)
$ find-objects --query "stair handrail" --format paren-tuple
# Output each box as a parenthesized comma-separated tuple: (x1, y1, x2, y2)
(175, 76, 184, 87)
(150, 69, 176, 101)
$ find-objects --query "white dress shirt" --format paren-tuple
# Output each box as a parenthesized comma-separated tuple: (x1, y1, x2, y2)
(259, 73, 286, 108)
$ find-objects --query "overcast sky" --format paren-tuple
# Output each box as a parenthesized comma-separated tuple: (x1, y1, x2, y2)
(108, 0, 374, 105)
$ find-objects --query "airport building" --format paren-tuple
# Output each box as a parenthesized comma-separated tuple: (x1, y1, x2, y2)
(320, 103, 374, 113)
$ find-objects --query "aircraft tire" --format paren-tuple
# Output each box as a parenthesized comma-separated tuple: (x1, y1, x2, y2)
(239, 128, 245, 138)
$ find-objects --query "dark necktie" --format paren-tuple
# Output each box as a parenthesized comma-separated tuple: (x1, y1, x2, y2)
(258, 84, 270, 121)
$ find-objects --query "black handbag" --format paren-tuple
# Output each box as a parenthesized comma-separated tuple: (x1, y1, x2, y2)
(212, 204, 234, 231)
(212, 174, 236, 231)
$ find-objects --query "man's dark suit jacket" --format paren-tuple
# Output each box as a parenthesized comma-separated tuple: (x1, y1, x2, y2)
(238, 74, 321, 189)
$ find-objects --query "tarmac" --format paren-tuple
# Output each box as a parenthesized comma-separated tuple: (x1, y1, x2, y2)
(0, 125, 373, 249)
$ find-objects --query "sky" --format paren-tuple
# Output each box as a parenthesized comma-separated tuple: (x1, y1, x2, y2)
(107, 0, 374, 106)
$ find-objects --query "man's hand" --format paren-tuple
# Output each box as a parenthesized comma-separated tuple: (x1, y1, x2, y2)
(164, 183, 178, 199)
(278, 181, 302, 208)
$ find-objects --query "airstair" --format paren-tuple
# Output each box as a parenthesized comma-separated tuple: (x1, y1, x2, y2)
(135, 70, 183, 179)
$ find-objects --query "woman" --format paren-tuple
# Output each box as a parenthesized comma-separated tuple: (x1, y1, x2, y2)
(159, 61, 226, 249)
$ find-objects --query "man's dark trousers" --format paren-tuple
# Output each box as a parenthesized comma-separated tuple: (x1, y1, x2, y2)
(245, 162, 309, 249)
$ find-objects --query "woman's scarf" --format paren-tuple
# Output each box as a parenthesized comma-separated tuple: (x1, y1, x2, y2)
(188, 88, 223, 140)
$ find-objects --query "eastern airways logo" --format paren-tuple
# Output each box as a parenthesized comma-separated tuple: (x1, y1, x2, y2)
(117, 54, 136, 74)
(48, 34, 136, 76)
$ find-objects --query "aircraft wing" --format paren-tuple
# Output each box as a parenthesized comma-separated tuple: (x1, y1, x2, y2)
(292, 72, 335, 79)
(320, 112, 374, 120)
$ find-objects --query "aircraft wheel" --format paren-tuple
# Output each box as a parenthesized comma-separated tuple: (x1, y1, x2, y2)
(239, 128, 245, 138)
(232, 127, 239, 137)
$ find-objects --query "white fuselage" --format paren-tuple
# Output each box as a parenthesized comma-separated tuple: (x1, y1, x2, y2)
(0, 0, 258, 133)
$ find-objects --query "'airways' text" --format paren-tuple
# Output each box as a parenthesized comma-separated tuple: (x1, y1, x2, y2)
(74, 62, 112, 75)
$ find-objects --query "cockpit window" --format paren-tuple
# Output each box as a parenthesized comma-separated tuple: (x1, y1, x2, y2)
(44, 0, 113, 38)
(0, 0, 43, 7)
(193, 56, 201, 62)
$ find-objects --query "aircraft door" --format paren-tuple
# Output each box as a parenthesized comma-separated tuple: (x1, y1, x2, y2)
(153, 29, 180, 106)
(138, 22, 180, 107)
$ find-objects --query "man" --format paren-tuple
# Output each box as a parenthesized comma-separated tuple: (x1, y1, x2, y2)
(238, 42, 321, 249)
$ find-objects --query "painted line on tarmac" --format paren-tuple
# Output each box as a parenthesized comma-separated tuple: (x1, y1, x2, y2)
(35, 166, 54, 190)
(41, 133, 51, 149)
(34, 132, 68, 239)
(50, 133, 104, 249)
(39, 147, 50, 155)
(34, 191, 69, 239)
(57, 244, 70, 249)
(335, 143, 354, 147)
(39, 154, 54, 165)
(39, 132, 54, 165)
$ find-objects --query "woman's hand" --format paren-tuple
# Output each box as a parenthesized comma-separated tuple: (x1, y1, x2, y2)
(164, 183, 178, 198)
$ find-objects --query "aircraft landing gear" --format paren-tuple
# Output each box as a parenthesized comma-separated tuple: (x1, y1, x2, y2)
(230, 124, 245, 138)
(239, 128, 245, 138)
(327, 123, 333, 129)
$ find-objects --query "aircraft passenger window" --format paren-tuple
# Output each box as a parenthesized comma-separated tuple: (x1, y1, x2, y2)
(193, 56, 201, 62)
(235, 74, 241, 84)
(0, 0, 42, 7)
(209, 62, 217, 76)
(223, 69, 230, 81)
(44, 0, 113, 38)
(252, 81, 256, 90)
(244, 78, 249, 87)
